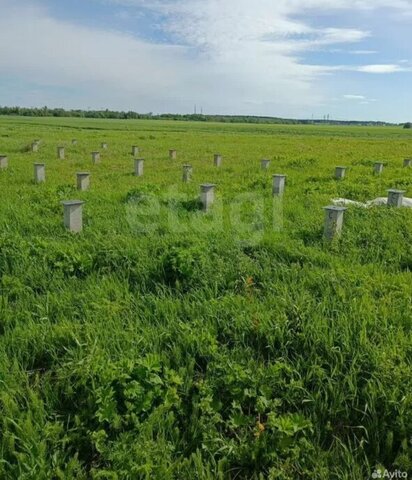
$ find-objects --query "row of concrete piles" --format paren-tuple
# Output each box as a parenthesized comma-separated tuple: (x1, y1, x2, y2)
(1, 141, 411, 238)
(17, 141, 412, 176)
(55, 144, 224, 166)
(60, 182, 217, 233)
(334, 160, 412, 179)
(56, 146, 102, 164)
(30, 139, 412, 177)
(32, 164, 90, 189)
(59, 181, 410, 237)
(324, 189, 408, 240)
(23, 162, 412, 238)
(168, 151, 412, 176)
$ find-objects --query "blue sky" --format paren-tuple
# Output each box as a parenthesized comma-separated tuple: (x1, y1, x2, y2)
(0, 0, 411, 122)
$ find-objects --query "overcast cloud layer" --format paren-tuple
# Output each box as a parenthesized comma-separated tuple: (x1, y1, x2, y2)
(0, 0, 411, 121)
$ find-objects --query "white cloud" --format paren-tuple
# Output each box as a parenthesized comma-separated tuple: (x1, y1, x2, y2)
(0, 0, 411, 117)
(344, 94, 366, 99)
(125, 0, 371, 54)
(0, 1, 197, 111)
(350, 50, 377, 55)
(343, 94, 377, 105)
(317, 63, 412, 75)
(356, 64, 408, 73)
(327, 48, 377, 55)
(0, 0, 347, 115)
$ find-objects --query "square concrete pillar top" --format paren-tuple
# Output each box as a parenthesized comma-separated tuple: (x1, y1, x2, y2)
(183, 164, 192, 168)
(0, 154, 8, 158)
(77, 172, 90, 177)
(387, 189, 406, 195)
(273, 174, 286, 178)
(61, 200, 85, 207)
(91, 151, 100, 154)
(200, 183, 216, 190)
(34, 162, 45, 167)
(323, 205, 347, 212)
(336, 166, 347, 170)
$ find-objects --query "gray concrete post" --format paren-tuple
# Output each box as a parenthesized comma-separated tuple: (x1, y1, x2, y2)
(57, 147, 65, 159)
(0, 155, 8, 170)
(131, 146, 139, 156)
(374, 162, 384, 175)
(34, 163, 45, 183)
(200, 184, 216, 212)
(261, 159, 270, 170)
(182, 164, 193, 182)
(169, 149, 177, 160)
(92, 151, 101, 164)
(403, 158, 412, 167)
(134, 158, 144, 176)
(77, 172, 90, 191)
(272, 174, 286, 196)
(335, 166, 346, 179)
(387, 189, 405, 207)
(61, 200, 85, 233)
(214, 154, 222, 167)
(31, 142, 39, 152)
(324, 206, 347, 240)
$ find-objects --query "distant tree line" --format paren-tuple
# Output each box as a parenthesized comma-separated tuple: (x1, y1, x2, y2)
(0, 105, 403, 127)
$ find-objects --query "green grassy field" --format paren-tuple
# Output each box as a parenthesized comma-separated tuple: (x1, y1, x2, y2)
(0, 116, 411, 479)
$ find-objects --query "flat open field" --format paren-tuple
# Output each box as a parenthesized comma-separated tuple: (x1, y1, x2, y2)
(0, 116, 411, 479)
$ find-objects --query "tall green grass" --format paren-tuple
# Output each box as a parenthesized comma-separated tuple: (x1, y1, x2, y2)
(0, 116, 411, 479)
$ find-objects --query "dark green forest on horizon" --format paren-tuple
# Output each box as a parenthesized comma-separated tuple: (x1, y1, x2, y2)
(0, 105, 406, 127)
